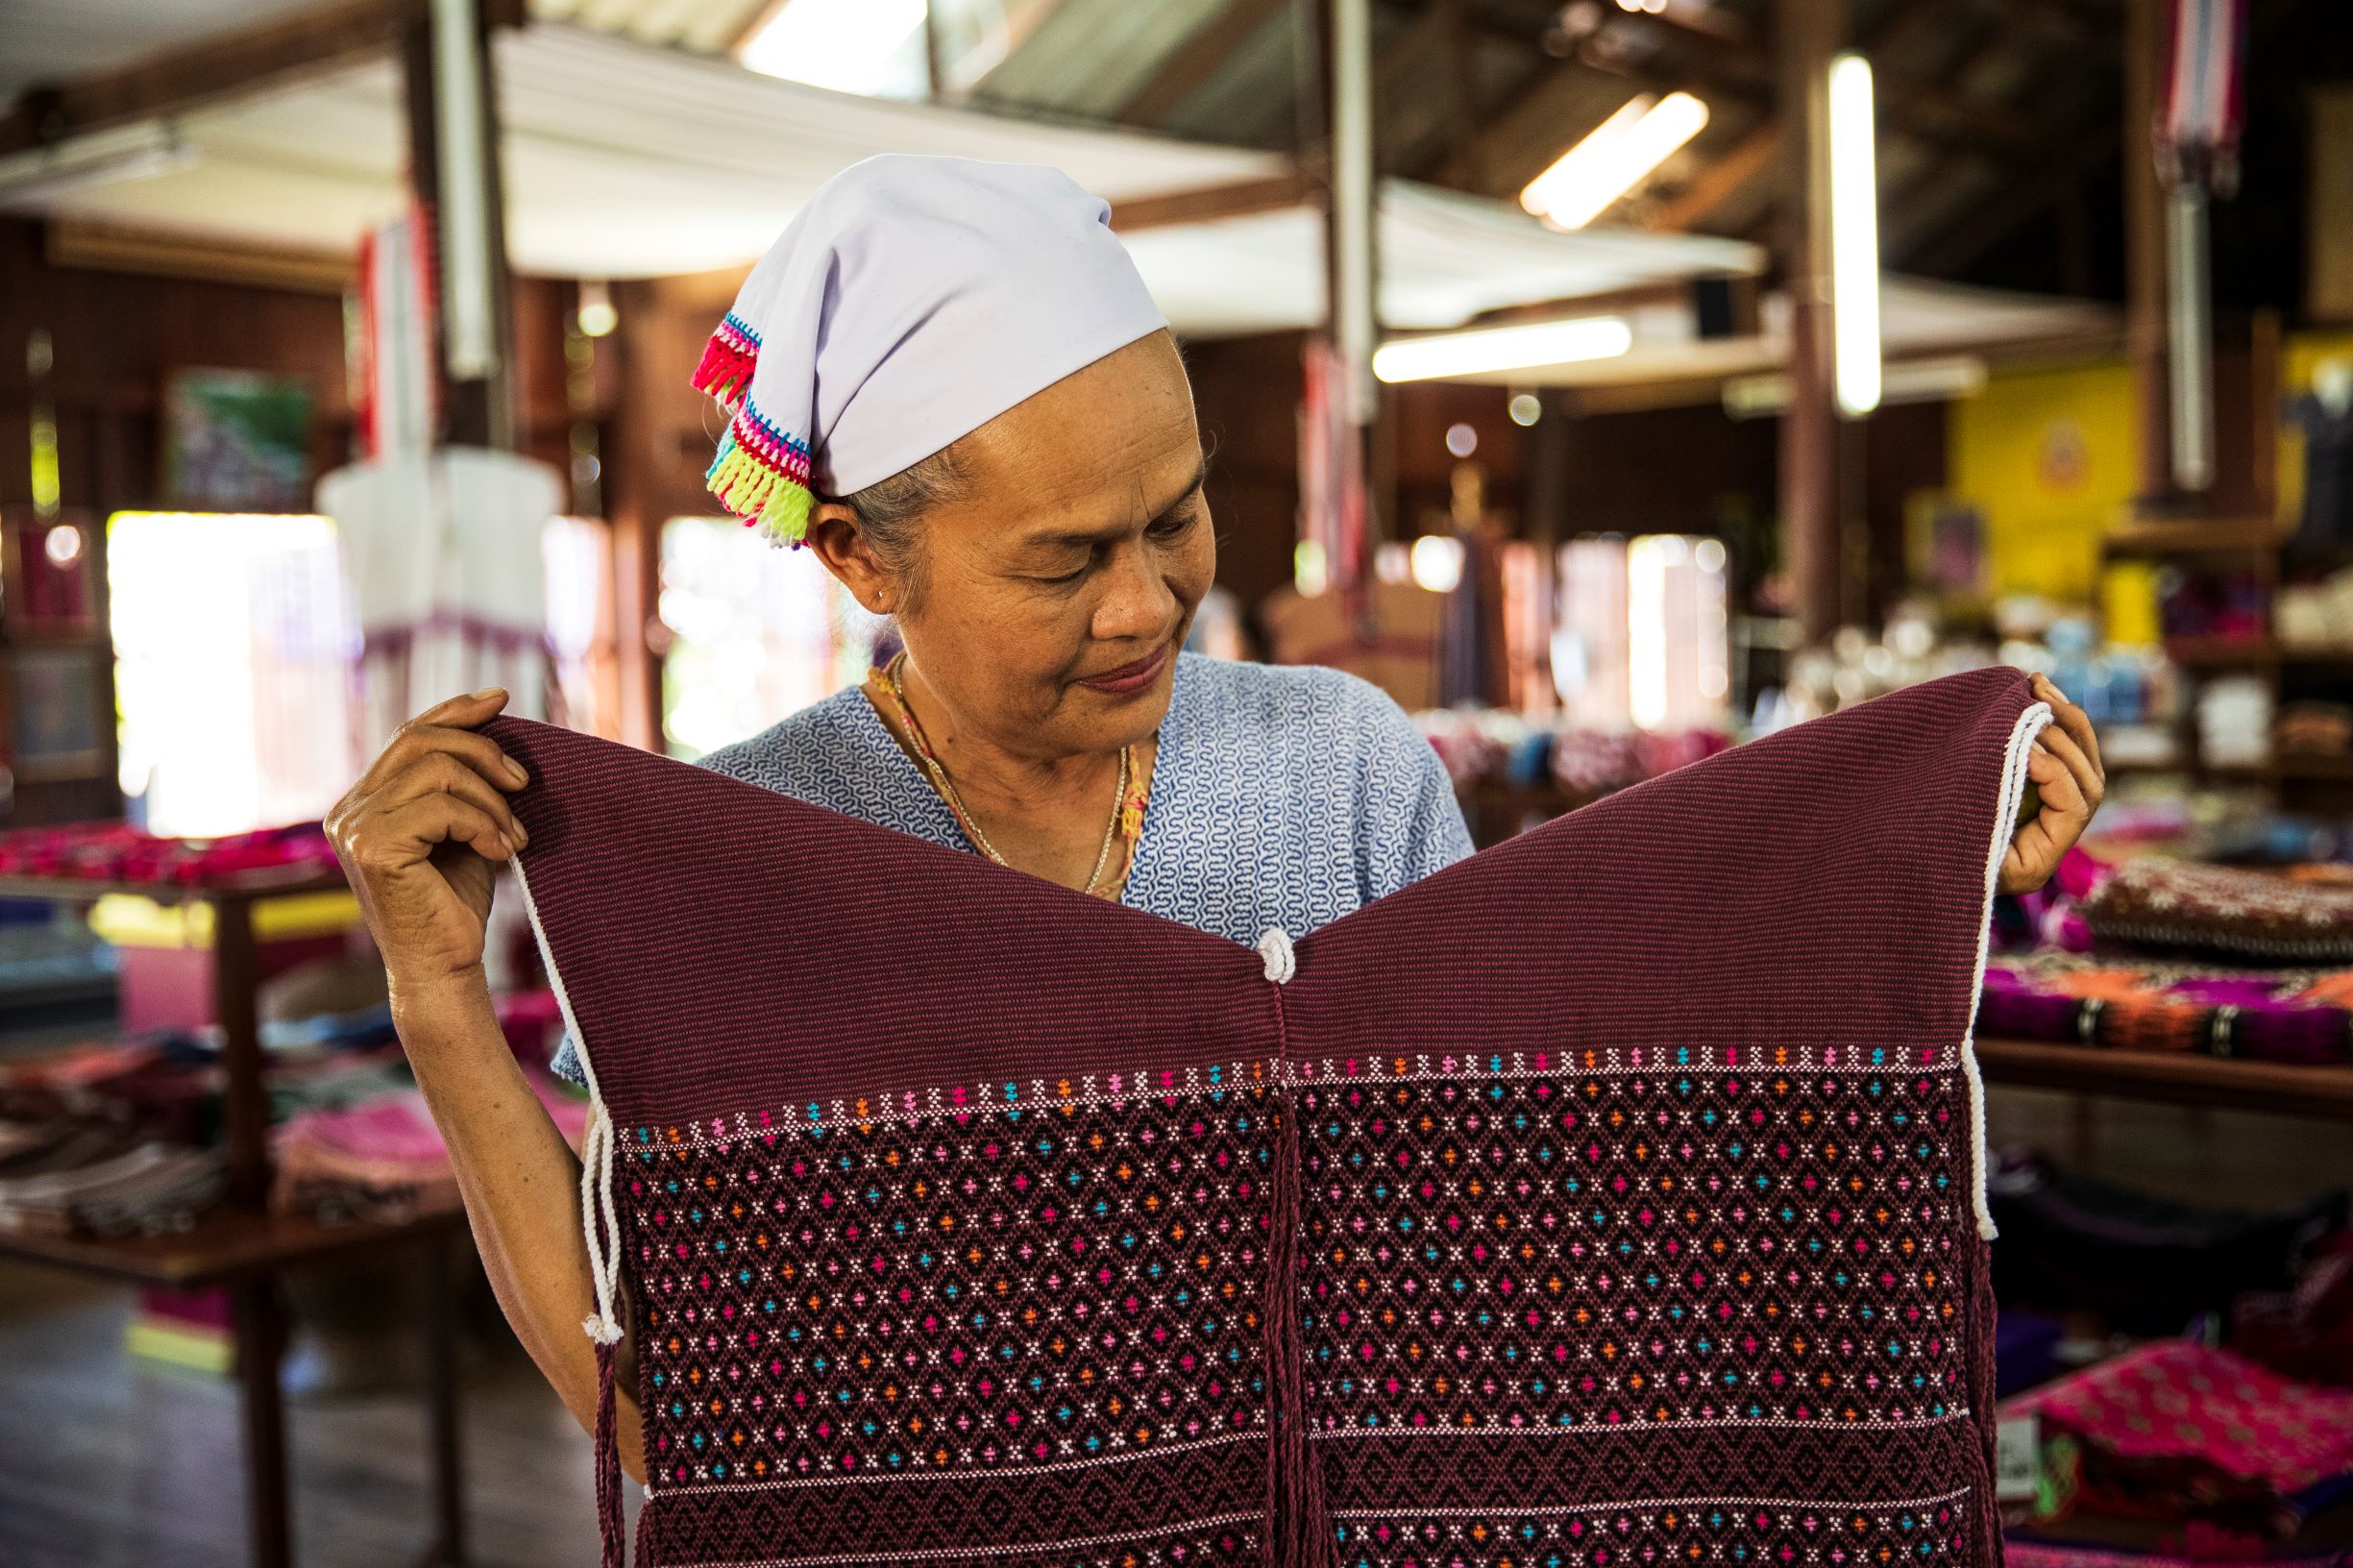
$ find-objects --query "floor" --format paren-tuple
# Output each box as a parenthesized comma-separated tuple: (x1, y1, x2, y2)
(0, 1256, 614, 1568)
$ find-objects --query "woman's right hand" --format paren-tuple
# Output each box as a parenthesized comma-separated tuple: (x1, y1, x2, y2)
(328, 688, 531, 995)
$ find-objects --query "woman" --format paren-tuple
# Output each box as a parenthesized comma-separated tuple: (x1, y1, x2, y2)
(329, 156, 2105, 1483)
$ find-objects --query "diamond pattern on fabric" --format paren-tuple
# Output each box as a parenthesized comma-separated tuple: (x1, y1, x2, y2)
(1329, 1489, 1973, 1568)
(1297, 1064, 1971, 1433)
(629, 1085, 1277, 1491)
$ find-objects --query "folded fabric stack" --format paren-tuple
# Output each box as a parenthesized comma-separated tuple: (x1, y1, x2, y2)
(0, 1123, 223, 1237)
(1548, 725, 1730, 793)
(2084, 857, 2353, 964)
(2008, 1541, 2353, 1568)
(0, 820, 338, 887)
(0, 1034, 222, 1145)
(1412, 710, 1733, 795)
(2005, 1340, 2353, 1542)
(1978, 954, 2353, 1065)
(2234, 1228, 2353, 1390)
(272, 1075, 589, 1224)
(1989, 1155, 2345, 1335)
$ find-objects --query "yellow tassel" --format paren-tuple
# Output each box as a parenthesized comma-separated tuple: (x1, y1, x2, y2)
(705, 445, 812, 547)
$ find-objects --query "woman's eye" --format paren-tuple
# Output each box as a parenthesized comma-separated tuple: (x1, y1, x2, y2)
(1149, 504, 1201, 540)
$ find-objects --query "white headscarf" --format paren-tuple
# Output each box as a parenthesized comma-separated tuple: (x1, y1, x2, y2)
(696, 155, 1168, 546)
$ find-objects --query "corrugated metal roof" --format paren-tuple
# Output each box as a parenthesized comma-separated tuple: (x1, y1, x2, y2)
(2, 0, 327, 101)
(530, 0, 767, 56)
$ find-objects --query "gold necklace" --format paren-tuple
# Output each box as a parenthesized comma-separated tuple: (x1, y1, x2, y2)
(876, 656, 1132, 896)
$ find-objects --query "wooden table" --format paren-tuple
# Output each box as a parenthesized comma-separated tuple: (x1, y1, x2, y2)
(1974, 1034, 2353, 1120)
(0, 866, 472, 1568)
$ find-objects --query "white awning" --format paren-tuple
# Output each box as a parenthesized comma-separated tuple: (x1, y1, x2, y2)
(13, 23, 1763, 336)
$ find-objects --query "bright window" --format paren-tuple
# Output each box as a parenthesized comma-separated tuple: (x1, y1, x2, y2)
(110, 511, 616, 836)
(109, 511, 355, 838)
(658, 518, 887, 761)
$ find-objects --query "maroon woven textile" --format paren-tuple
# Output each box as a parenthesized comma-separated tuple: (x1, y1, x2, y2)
(493, 665, 2047, 1568)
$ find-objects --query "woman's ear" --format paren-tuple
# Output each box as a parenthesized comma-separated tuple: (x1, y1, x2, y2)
(802, 503, 898, 616)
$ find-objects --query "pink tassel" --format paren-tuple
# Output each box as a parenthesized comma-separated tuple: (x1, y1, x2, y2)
(691, 335, 758, 406)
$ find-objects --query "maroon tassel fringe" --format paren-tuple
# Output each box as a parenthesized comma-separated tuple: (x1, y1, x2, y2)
(594, 1336, 626, 1568)
(1262, 997, 1336, 1568)
(635, 1481, 658, 1566)
(1965, 1168, 2006, 1568)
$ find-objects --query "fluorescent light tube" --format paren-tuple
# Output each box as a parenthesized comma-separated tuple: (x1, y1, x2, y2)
(1827, 52, 1881, 416)
(1373, 317, 1633, 383)
(0, 123, 195, 208)
(1521, 92, 1709, 230)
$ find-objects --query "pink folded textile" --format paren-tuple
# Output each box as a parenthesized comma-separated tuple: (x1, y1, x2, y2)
(272, 1076, 589, 1222)
(2006, 1340, 2353, 1532)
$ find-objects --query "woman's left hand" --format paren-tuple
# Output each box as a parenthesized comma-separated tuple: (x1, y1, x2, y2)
(1998, 674, 2105, 895)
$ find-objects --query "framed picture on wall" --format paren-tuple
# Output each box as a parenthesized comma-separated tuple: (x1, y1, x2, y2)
(0, 508, 101, 636)
(8, 645, 109, 783)
(162, 369, 312, 512)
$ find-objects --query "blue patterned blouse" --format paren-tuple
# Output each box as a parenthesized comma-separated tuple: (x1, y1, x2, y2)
(550, 654, 1473, 1083)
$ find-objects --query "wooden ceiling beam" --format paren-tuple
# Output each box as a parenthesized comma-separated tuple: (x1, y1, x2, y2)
(1445, 0, 2051, 207)
(1899, 111, 2120, 274)
(0, 0, 526, 157)
(1106, 171, 1315, 233)
(1644, 119, 1781, 232)
(1117, 0, 1290, 128)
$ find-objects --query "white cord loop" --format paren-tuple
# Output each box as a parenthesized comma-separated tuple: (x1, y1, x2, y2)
(510, 858, 626, 1345)
(1256, 926, 1296, 985)
(1958, 697, 2053, 1243)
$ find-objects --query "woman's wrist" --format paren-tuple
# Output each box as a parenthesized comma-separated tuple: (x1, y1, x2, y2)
(388, 962, 498, 1052)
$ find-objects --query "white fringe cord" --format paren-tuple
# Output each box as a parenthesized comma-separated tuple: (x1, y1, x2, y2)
(1959, 698, 2053, 1242)
(508, 856, 625, 1345)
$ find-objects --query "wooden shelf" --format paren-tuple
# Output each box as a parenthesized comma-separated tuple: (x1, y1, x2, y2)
(2102, 516, 2288, 554)
(2165, 636, 2277, 666)
(1973, 1035, 2353, 1120)
(2160, 639, 2353, 669)
(0, 867, 347, 907)
(2099, 755, 2353, 783)
(0, 1203, 465, 1288)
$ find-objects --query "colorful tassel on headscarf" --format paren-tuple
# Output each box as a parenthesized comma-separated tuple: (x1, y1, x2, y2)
(692, 313, 817, 549)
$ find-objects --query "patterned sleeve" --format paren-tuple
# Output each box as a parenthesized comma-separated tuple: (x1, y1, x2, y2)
(1343, 674, 1475, 900)
(550, 1028, 586, 1085)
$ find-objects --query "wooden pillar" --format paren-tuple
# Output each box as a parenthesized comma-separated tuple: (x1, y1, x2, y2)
(1777, 0, 1843, 648)
(602, 279, 672, 753)
(1526, 391, 1572, 555)
(401, 0, 519, 452)
(2124, 0, 2171, 509)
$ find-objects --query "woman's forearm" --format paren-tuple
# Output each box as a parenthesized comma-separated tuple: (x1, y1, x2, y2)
(393, 969, 645, 1480)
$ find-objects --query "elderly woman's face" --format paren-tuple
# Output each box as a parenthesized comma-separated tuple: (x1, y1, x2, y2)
(853, 330, 1213, 759)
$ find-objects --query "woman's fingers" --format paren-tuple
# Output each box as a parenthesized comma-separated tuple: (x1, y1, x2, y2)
(2030, 674, 2104, 779)
(351, 795, 517, 876)
(368, 751, 529, 849)
(1998, 742, 2093, 893)
(357, 713, 529, 800)
(2034, 723, 2102, 818)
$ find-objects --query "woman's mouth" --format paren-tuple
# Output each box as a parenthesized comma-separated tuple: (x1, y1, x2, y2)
(1075, 642, 1172, 697)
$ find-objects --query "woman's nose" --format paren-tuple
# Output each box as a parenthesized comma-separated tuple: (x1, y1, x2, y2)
(1091, 545, 1178, 643)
